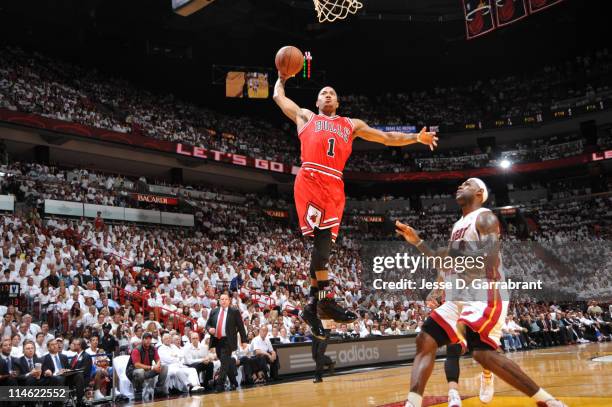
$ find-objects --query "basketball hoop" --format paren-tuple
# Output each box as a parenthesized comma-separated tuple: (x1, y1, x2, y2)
(312, 0, 363, 23)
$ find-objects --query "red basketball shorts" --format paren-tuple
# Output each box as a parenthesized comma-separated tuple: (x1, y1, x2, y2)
(294, 168, 345, 242)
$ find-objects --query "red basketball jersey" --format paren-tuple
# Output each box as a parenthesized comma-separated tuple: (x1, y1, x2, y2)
(298, 113, 355, 178)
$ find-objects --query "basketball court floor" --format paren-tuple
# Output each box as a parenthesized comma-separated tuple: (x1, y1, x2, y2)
(146, 342, 612, 407)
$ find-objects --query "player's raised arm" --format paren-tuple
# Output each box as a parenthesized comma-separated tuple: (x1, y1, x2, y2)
(272, 73, 311, 126)
(352, 119, 438, 150)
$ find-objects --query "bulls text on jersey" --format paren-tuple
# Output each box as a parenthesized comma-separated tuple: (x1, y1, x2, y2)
(314, 120, 351, 143)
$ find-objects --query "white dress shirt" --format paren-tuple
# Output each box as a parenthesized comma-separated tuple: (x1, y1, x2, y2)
(249, 335, 273, 354)
(183, 342, 211, 365)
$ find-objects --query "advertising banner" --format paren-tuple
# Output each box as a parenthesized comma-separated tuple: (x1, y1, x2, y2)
(0, 195, 15, 211)
(124, 208, 161, 224)
(160, 212, 195, 227)
(44, 200, 83, 217)
(84, 204, 125, 220)
(275, 335, 446, 376)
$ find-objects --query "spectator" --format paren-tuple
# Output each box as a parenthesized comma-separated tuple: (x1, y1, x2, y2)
(14, 340, 45, 386)
(125, 332, 168, 401)
(0, 337, 19, 386)
(248, 326, 279, 382)
(157, 333, 204, 394)
(41, 337, 86, 406)
(183, 331, 214, 392)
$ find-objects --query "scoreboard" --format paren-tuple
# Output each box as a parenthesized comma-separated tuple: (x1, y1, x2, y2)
(0, 283, 20, 307)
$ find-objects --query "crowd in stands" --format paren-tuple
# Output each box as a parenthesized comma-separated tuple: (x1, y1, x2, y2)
(1, 46, 611, 174)
(342, 49, 612, 127)
(500, 301, 612, 352)
(346, 132, 593, 173)
(0, 151, 610, 404)
(0, 46, 297, 165)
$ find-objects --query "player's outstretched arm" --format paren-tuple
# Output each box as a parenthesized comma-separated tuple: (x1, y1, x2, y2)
(352, 119, 438, 150)
(272, 73, 311, 126)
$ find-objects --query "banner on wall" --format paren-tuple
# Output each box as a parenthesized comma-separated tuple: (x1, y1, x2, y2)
(528, 0, 563, 14)
(0, 195, 15, 212)
(353, 215, 385, 223)
(591, 150, 612, 162)
(275, 335, 446, 376)
(161, 212, 195, 227)
(495, 0, 528, 26)
(124, 208, 160, 224)
(132, 193, 179, 206)
(84, 204, 125, 220)
(45, 200, 83, 217)
(148, 184, 178, 195)
(463, 0, 496, 40)
(45, 200, 194, 227)
(264, 209, 289, 218)
(372, 125, 417, 133)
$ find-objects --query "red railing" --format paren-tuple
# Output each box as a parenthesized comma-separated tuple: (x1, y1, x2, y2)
(247, 289, 300, 311)
(117, 287, 198, 334)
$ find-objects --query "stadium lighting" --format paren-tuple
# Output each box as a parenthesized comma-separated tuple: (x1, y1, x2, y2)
(500, 159, 511, 169)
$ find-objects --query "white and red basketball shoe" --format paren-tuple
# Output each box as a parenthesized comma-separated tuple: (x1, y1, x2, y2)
(479, 372, 495, 403)
(448, 389, 462, 407)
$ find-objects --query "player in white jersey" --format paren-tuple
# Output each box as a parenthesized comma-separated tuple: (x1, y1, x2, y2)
(395, 178, 567, 407)
(425, 189, 499, 406)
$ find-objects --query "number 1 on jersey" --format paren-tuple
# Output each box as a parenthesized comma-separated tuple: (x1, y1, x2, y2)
(327, 138, 336, 157)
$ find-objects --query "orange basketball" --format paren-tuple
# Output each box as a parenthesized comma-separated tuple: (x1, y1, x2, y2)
(275, 46, 304, 77)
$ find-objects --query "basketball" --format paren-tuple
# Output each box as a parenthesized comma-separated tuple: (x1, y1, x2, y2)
(275, 45, 304, 77)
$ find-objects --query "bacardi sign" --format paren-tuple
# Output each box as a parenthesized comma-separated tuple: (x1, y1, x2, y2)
(133, 194, 179, 205)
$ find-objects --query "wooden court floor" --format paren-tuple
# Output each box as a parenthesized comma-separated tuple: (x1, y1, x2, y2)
(146, 342, 612, 407)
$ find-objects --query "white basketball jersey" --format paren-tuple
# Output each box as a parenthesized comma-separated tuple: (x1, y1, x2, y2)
(444, 208, 505, 301)
(450, 207, 490, 246)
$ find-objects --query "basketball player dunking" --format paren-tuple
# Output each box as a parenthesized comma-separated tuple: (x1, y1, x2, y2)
(273, 73, 438, 338)
(395, 178, 567, 407)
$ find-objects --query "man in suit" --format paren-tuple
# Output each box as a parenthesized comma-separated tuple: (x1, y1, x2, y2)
(0, 337, 19, 386)
(206, 293, 248, 392)
(536, 314, 552, 347)
(69, 338, 93, 384)
(42, 339, 86, 406)
(15, 340, 48, 386)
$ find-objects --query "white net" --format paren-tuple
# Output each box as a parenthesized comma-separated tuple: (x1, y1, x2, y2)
(313, 0, 363, 23)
